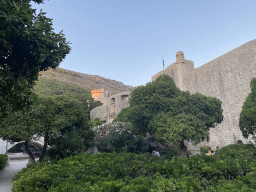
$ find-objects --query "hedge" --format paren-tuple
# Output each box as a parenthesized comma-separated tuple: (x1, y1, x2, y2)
(12, 143, 256, 191)
(0, 154, 8, 170)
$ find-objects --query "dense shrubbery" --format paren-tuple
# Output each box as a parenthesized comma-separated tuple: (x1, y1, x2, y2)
(47, 128, 87, 161)
(12, 143, 256, 191)
(200, 146, 211, 155)
(0, 154, 8, 170)
(93, 122, 178, 157)
(93, 122, 149, 154)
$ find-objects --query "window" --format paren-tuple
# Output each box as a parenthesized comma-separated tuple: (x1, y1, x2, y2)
(121, 95, 129, 101)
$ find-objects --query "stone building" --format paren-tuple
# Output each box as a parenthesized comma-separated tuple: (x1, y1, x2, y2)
(90, 92, 130, 124)
(91, 88, 109, 105)
(152, 39, 256, 154)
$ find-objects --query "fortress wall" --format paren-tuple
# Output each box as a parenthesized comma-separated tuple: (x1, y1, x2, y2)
(151, 63, 178, 85)
(90, 92, 131, 123)
(182, 40, 256, 151)
(177, 60, 195, 91)
(90, 105, 108, 122)
(151, 60, 194, 91)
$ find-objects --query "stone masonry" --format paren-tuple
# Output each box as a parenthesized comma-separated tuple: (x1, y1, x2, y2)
(90, 92, 130, 124)
(152, 39, 256, 154)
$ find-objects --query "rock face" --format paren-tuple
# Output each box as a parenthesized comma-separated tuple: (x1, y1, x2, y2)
(152, 39, 256, 154)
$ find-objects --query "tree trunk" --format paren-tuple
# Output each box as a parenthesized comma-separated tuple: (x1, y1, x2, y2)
(178, 140, 187, 157)
(39, 132, 48, 162)
(25, 140, 35, 161)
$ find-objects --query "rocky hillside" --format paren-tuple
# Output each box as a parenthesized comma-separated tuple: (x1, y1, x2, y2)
(39, 67, 135, 96)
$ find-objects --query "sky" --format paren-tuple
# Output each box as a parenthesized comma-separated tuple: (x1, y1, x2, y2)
(31, 0, 256, 87)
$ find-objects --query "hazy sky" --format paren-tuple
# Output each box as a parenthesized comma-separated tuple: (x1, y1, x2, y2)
(31, 0, 256, 87)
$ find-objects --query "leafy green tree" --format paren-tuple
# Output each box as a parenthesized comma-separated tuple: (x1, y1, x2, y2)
(0, 95, 95, 161)
(115, 75, 223, 155)
(0, 0, 71, 118)
(239, 77, 256, 140)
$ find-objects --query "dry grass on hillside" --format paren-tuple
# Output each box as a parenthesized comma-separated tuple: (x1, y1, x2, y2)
(39, 67, 134, 96)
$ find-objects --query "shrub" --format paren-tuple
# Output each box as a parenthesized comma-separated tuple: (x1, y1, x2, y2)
(47, 128, 86, 161)
(200, 146, 211, 155)
(12, 143, 256, 191)
(0, 154, 8, 170)
(94, 122, 178, 158)
(94, 122, 150, 154)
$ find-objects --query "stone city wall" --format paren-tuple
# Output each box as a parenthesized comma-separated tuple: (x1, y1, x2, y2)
(151, 39, 256, 153)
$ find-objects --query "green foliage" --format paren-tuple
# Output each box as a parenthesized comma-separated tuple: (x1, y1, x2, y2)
(47, 127, 92, 161)
(116, 75, 182, 135)
(116, 75, 223, 154)
(33, 78, 91, 97)
(0, 154, 8, 170)
(0, 76, 101, 162)
(0, 95, 95, 161)
(94, 122, 179, 158)
(12, 144, 256, 191)
(0, 0, 70, 117)
(32, 78, 102, 115)
(90, 118, 103, 128)
(200, 146, 211, 155)
(93, 122, 150, 154)
(239, 77, 256, 139)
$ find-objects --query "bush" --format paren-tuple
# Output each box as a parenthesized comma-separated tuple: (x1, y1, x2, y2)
(94, 122, 150, 154)
(12, 143, 256, 191)
(47, 128, 86, 161)
(93, 122, 178, 158)
(0, 154, 8, 170)
(200, 146, 211, 155)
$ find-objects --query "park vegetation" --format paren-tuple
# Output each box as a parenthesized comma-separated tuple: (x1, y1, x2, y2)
(0, 0, 71, 119)
(239, 77, 256, 140)
(0, 154, 8, 171)
(0, 78, 102, 162)
(115, 75, 224, 155)
(1, 0, 256, 190)
(10, 76, 256, 191)
(12, 143, 256, 191)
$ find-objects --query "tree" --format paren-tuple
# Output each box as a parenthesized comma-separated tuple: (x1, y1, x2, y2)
(239, 77, 256, 140)
(115, 75, 223, 155)
(0, 0, 71, 118)
(0, 95, 95, 161)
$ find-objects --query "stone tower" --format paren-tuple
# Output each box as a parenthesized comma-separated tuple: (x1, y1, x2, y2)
(91, 88, 108, 105)
(152, 51, 194, 92)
